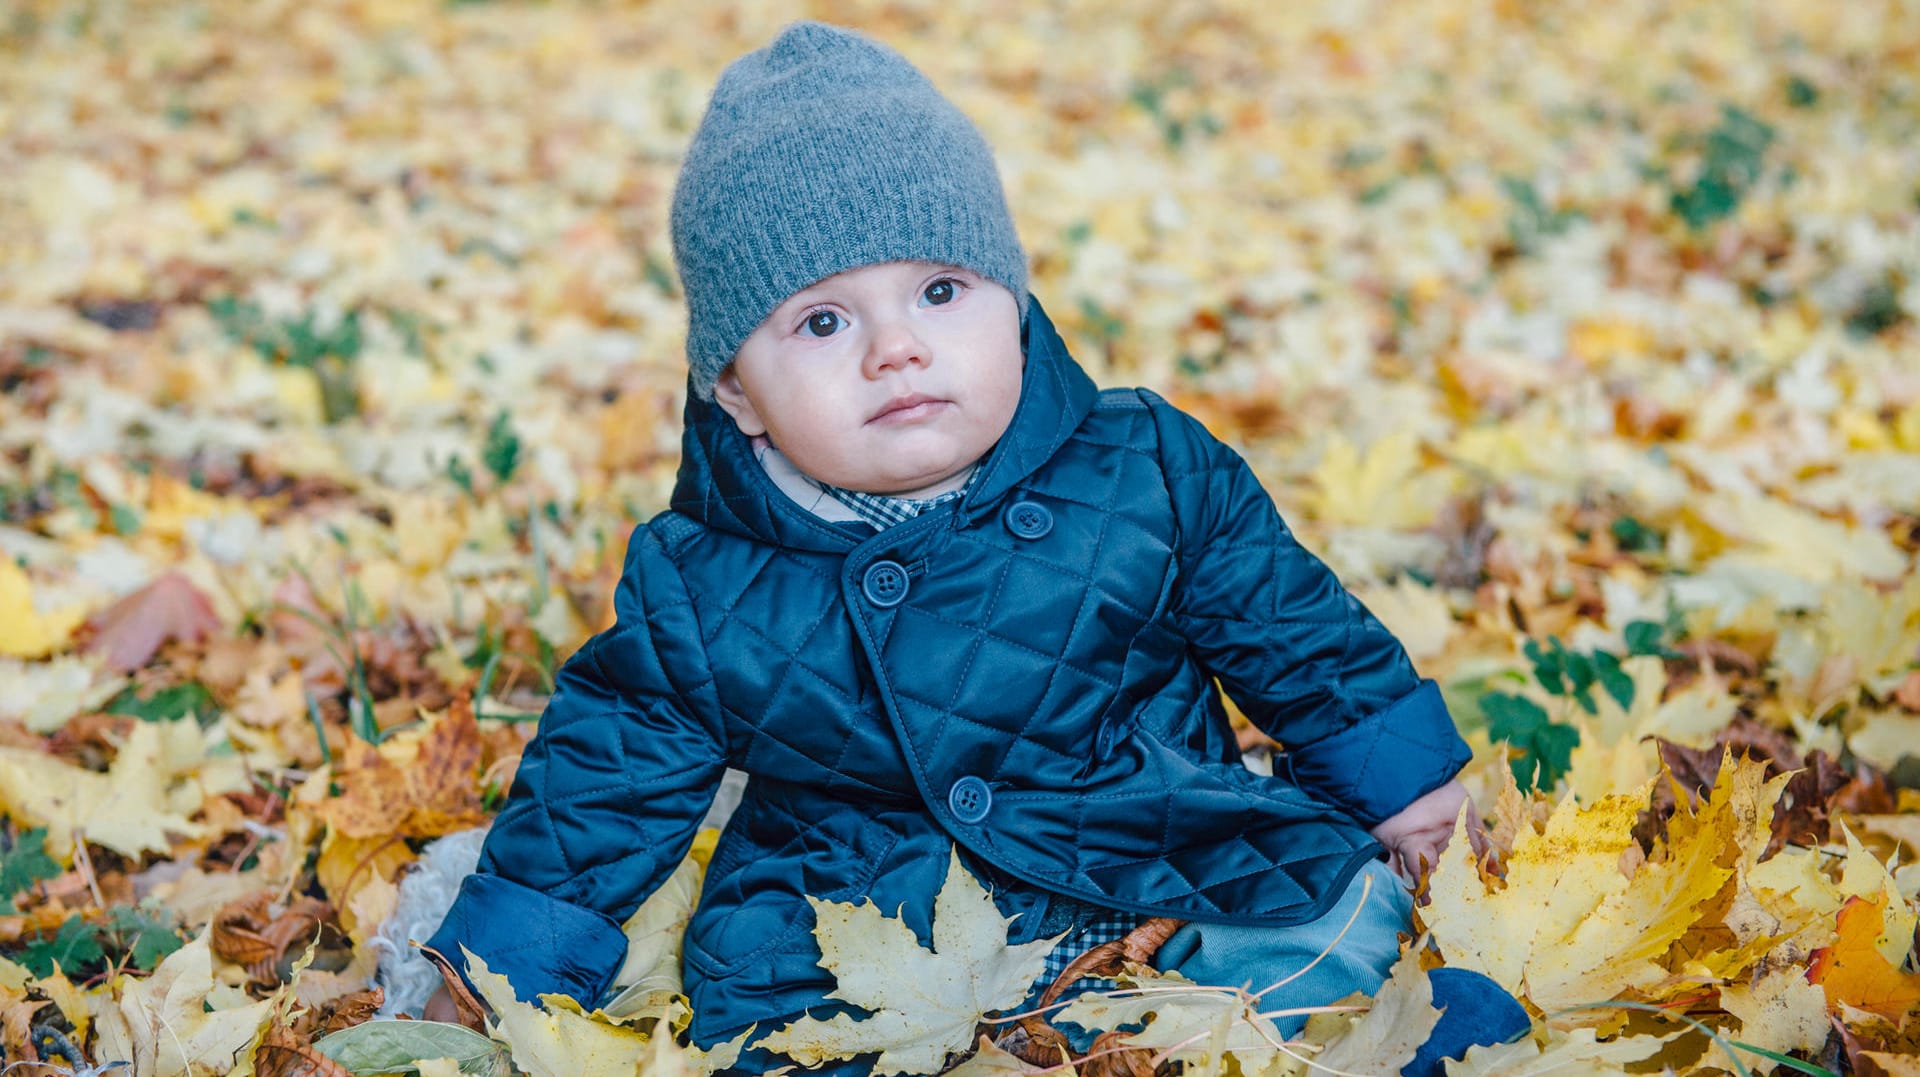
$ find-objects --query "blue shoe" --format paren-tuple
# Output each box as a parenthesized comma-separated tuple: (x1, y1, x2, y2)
(1403, 967, 1531, 1077)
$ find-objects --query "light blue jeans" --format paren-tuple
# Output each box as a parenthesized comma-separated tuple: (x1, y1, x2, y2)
(1151, 859, 1411, 1037)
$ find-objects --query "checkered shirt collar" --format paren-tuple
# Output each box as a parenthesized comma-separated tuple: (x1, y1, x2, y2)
(817, 476, 972, 532)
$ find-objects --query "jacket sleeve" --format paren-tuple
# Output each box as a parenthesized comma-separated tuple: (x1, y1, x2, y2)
(1145, 393, 1469, 827)
(424, 521, 725, 1005)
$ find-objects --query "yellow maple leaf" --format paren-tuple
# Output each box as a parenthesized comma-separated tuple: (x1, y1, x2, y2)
(0, 720, 210, 860)
(0, 559, 85, 659)
(1719, 966, 1830, 1065)
(1695, 492, 1907, 585)
(1424, 786, 1647, 995)
(1443, 1026, 1670, 1076)
(314, 829, 415, 936)
(1524, 764, 1736, 1010)
(1307, 945, 1444, 1076)
(1865, 1052, 1920, 1077)
(756, 848, 1061, 1076)
(91, 931, 276, 1077)
(320, 698, 487, 840)
(1304, 431, 1454, 528)
(463, 949, 652, 1077)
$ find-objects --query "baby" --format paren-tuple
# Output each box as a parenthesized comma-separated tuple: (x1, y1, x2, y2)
(422, 21, 1526, 1075)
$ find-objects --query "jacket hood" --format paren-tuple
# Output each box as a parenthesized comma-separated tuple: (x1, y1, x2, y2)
(668, 296, 1099, 552)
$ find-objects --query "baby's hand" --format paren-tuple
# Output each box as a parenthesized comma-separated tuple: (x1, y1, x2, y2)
(1368, 779, 1481, 884)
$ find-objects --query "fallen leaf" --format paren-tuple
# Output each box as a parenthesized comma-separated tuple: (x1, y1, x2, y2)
(1719, 966, 1830, 1069)
(91, 930, 276, 1077)
(946, 1035, 1065, 1075)
(0, 560, 86, 660)
(313, 1017, 509, 1077)
(461, 949, 652, 1077)
(314, 831, 413, 938)
(1525, 759, 1737, 1010)
(1306, 431, 1455, 529)
(603, 839, 705, 1022)
(1311, 944, 1442, 1075)
(322, 699, 485, 841)
(254, 1025, 355, 1077)
(756, 848, 1061, 1076)
(0, 719, 206, 859)
(1424, 787, 1648, 994)
(84, 571, 221, 672)
(1053, 966, 1292, 1071)
(0, 653, 119, 734)
(1808, 892, 1920, 1023)
(1863, 1051, 1920, 1077)
(1443, 1026, 1670, 1076)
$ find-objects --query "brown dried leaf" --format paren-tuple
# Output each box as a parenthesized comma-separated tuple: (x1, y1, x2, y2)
(211, 892, 278, 968)
(422, 944, 491, 1034)
(1770, 751, 1895, 856)
(994, 1016, 1075, 1070)
(1038, 918, 1186, 1008)
(1078, 1028, 1160, 1077)
(298, 987, 384, 1038)
(212, 892, 338, 987)
(84, 572, 221, 673)
(254, 1024, 356, 1077)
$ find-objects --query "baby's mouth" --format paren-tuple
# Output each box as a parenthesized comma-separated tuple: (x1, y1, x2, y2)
(868, 393, 948, 425)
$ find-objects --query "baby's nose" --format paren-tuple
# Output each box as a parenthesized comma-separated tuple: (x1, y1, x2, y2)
(864, 322, 930, 375)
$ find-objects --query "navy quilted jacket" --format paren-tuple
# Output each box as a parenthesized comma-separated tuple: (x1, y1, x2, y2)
(427, 298, 1470, 1044)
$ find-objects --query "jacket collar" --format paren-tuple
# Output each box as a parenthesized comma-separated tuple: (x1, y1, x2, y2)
(669, 296, 1098, 552)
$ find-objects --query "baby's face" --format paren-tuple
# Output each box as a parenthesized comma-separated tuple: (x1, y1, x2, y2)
(714, 260, 1024, 498)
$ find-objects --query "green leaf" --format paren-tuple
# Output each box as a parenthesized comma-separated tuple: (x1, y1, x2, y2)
(1669, 104, 1775, 231)
(105, 681, 216, 725)
(1483, 693, 1580, 793)
(1844, 279, 1905, 338)
(1523, 639, 1566, 696)
(1623, 620, 1667, 657)
(1593, 651, 1635, 712)
(315, 1019, 512, 1077)
(0, 827, 61, 908)
(1609, 515, 1662, 553)
(482, 410, 520, 484)
(19, 916, 105, 979)
(446, 455, 476, 498)
(105, 903, 184, 971)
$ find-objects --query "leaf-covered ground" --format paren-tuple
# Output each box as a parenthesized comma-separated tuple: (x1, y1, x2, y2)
(2, 0, 1919, 1073)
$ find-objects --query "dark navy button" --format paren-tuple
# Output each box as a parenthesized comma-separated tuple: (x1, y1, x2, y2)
(949, 776, 992, 823)
(861, 560, 909, 608)
(1003, 500, 1053, 540)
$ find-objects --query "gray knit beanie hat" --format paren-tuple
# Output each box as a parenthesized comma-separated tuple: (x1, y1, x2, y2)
(671, 21, 1030, 400)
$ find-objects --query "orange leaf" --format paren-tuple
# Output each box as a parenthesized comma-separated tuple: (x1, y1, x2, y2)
(1808, 893, 1920, 1023)
(85, 572, 221, 673)
(321, 697, 485, 840)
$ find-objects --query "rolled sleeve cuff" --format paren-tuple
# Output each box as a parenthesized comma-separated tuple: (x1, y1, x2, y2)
(1282, 680, 1471, 827)
(423, 873, 630, 1007)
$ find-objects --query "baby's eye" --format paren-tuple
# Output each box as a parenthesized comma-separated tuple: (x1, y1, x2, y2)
(923, 278, 959, 306)
(804, 310, 841, 337)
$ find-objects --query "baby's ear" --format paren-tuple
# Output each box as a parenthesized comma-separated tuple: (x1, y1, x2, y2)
(711, 366, 769, 437)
